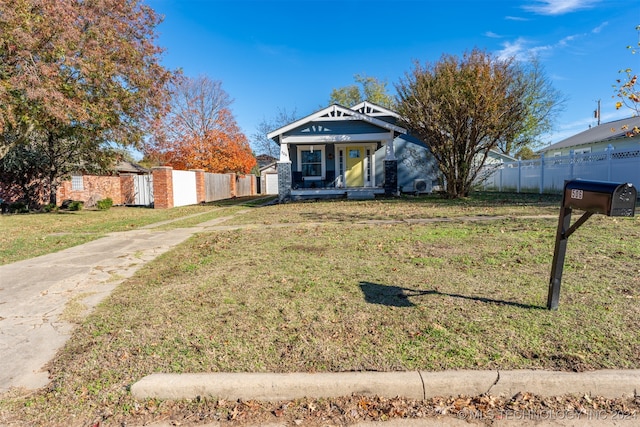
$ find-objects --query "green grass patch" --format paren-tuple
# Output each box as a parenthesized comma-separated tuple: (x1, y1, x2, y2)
(0, 197, 267, 265)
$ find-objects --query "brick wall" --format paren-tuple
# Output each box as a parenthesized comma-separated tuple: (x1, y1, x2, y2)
(57, 175, 123, 206)
(120, 175, 136, 205)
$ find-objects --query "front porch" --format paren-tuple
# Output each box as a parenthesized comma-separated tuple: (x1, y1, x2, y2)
(267, 103, 407, 202)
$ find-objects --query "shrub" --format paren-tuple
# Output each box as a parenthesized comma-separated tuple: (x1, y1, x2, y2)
(96, 198, 113, 210)
(9, 202, 29, 214)
(42, 203, 57, 213)
(68, 201, 84, 211)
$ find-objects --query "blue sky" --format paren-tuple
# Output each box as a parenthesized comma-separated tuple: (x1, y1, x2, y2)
(145, 0, 639, 152)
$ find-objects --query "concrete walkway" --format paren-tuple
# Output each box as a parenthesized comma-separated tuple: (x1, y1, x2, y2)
(0, 212, 238, 392)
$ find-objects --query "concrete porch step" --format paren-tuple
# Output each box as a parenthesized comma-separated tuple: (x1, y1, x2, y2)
(347, 191, 376, 200)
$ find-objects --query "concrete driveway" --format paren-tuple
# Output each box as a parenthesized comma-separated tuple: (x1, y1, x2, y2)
(0, 214, 236, 392)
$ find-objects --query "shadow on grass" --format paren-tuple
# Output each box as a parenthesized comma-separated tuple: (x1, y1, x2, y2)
(359, 281, 545, 310)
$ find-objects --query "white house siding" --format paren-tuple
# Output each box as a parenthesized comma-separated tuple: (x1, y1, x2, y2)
(265, 173, 279, 194)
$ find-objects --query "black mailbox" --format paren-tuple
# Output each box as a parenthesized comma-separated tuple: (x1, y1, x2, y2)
(564, 180, 636, 217)
(548, 179, 637, 310)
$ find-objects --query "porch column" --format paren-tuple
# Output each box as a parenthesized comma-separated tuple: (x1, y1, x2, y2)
(384, 139, 398, 196)
(277, 162, 292, 202)
(279, 141, 291, 163)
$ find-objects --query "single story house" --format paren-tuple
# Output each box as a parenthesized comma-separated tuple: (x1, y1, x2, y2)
(539, 116, 640, 157)
(267, 101, 440, 201)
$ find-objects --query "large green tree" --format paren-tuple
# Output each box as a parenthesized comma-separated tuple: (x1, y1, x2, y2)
(396, 49, 530, 198)
(0, 0, 173, 203)
(329, 74, 395, 109)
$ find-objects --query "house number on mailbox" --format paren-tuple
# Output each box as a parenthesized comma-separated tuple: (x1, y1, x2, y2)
(570, 189, 583, 200)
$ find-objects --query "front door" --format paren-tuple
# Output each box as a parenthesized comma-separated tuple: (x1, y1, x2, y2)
(345, 146, 364, 187)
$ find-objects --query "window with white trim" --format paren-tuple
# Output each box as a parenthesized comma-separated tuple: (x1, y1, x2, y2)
(71, 175, 84, 191)
(574, 147, 591, 154)
(297, 145, 325, 179)
(301, 150, 321, 177)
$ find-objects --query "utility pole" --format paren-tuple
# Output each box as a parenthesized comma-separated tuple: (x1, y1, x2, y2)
(594, 99, 601, 126)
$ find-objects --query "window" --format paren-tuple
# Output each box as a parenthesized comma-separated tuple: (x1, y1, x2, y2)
(574, 147, 591, 155)
(301, 150, 322, 177)
(71, 175, 84, 191)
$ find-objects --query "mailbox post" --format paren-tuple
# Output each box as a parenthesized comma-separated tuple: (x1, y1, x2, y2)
(547, 179, 636, 310)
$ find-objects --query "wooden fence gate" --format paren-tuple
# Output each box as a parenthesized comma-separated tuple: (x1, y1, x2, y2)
(133, 174, 154, 206)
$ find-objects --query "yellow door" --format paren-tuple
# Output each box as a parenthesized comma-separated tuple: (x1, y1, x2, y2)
(345, 146, 364, 187)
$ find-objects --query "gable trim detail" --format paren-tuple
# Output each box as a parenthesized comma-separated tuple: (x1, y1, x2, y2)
(268, 104, 406, 141)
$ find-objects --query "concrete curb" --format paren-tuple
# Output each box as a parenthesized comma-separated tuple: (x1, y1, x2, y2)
(131, 370, 640, 402)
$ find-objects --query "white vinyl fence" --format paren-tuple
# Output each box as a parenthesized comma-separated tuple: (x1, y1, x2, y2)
(478, 146, 640, 194)
(172, 170, 198, 207)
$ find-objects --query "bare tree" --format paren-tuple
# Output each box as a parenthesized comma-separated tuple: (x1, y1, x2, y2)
(251, 108, 298, 158)
(145, 75, 255, 173)
(499, 56, 566, 156)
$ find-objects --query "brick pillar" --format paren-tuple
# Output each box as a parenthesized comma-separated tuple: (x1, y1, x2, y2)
(384, 160, 398, 196)
(277, 161, 292, 202)
(191, 169, 205, 203)
(152, 166, 173, 209)
(230, 173, 237, 197)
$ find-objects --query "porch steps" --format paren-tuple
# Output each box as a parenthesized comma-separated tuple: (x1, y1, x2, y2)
(347, 190, 375, 200)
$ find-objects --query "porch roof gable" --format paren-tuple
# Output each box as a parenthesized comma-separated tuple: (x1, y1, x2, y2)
(267, 103, 406, 142)
(350, 101, 400, 119)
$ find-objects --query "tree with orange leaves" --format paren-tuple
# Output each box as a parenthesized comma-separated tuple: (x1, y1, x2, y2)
(146, 75, 256, 174)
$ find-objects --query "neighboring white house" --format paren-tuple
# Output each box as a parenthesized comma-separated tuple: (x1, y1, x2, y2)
(539, 116, 640, 157)
(259, 162, 278, 195)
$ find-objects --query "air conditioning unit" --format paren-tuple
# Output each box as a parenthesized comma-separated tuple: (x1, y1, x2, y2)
(414, 179, 431, 194)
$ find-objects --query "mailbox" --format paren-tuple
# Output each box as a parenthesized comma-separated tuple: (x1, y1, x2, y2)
(548, 179, 637, 310)
(564, 180, 636, 217)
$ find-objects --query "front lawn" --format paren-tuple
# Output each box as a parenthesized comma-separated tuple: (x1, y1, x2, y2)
(1, 193, 639, 426)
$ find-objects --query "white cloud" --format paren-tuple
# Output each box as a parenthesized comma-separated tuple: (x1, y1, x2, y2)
(523, 0, 600, 16)
(485, 31, 502, 38)
(497, 28, 594, 61)
(497, 37, 553, 61)
(497, 38, 530, 61)
(591, 21, 609, 34)
(505, 15, 529, 21)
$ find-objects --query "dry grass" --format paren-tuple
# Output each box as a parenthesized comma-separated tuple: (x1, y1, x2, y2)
(1, 192, 639, 426)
